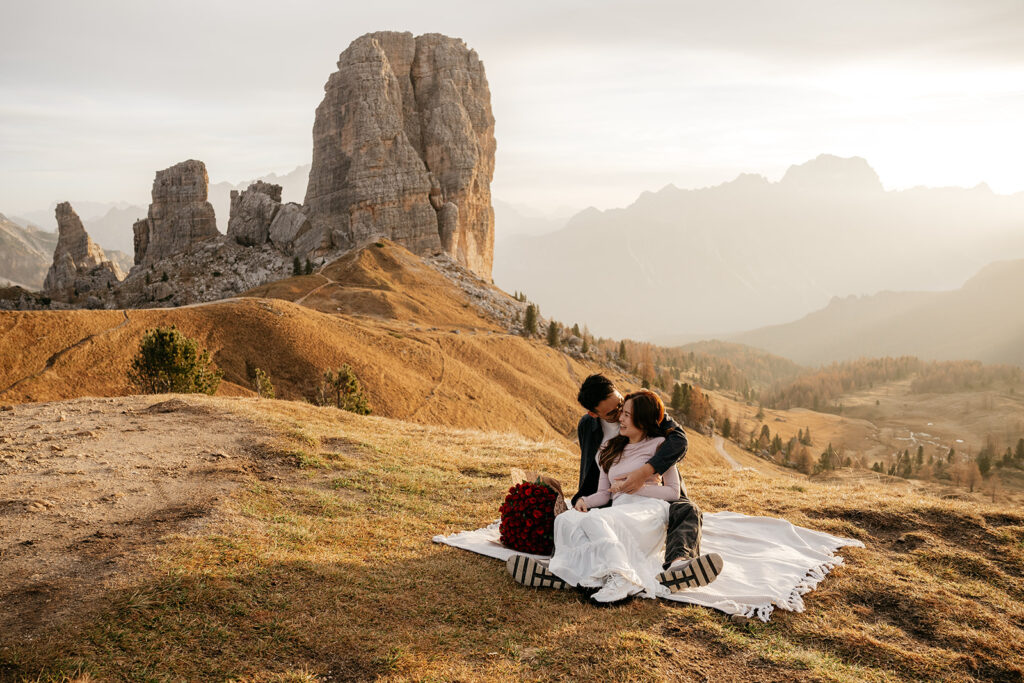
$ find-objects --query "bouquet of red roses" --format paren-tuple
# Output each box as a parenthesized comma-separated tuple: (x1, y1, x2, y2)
(498, 480, 560, 555)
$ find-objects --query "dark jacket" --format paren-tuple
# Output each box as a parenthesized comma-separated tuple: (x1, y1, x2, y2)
(571, 414, 688, 506)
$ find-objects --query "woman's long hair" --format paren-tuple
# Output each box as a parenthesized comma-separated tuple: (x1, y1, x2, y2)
(599, 389, 667, 472)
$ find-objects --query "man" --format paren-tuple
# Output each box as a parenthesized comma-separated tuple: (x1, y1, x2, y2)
(507, 374, 723, 593)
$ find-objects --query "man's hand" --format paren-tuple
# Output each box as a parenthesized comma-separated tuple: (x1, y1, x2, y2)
(611, 463, 655, 495)
(574, 498, 589, 512)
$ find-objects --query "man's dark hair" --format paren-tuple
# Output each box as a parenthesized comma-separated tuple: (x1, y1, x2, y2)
(578, 374, 616, 411)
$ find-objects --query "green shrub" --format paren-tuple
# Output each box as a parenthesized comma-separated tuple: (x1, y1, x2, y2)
(316, 364, 371, 414)
(128, 326, 222, 395)
(253, 367, 275, 399)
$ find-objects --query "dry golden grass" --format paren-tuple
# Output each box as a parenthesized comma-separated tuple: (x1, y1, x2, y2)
(3, 397, 1022, 682)
(244, 241, 499, 330)
(0, 241, 660, 446)
(0, 301, 612, 447)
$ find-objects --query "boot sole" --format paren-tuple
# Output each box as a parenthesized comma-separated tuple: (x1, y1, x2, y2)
(657, 552, 723, 592)
(506, 555, 567, 589)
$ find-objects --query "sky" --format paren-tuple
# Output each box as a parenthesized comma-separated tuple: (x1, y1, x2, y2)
(2, 0, 1024, 216)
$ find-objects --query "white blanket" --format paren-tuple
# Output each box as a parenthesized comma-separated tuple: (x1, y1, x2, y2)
(433, 510, 864, 621)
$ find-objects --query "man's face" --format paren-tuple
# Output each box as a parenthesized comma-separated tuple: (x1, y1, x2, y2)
(589, 390, 624, 423)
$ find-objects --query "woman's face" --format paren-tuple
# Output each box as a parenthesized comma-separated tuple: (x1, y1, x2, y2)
(618, 398, 644, 441)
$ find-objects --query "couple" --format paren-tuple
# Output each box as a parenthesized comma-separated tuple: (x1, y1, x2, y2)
(507, 374, 724, 603)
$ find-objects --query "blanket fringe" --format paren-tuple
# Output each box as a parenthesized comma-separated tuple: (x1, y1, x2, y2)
(741, 542, 861, 622)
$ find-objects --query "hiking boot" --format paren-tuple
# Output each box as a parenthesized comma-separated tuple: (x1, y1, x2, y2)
(657, 552, 724, 592)
(506, 555, 567, 589)
(591, 572, 642, 603)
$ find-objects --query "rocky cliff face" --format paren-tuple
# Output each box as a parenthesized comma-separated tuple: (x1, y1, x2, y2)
(227, 181, 320, 256)
(133, 160, 219, 266)
(43, 202, 124, 299)
(304, 31, 495, 278)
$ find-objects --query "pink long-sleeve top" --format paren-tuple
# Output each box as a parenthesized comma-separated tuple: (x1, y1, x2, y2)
(582, 436, 680, 508)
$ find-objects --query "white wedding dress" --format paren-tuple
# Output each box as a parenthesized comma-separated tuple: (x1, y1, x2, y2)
(548, 436, 679, 599)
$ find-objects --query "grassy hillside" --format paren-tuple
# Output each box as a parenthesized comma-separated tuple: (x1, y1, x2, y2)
(0, 297, 598, 443)
(1, 396, 1021, 681)
(243, 241, 500, 329)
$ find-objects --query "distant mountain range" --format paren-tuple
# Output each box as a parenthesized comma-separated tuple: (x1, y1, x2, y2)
(492, 200, 577, 242)
(728, 258, 1024, 368)
(494, 155, 1024, 341)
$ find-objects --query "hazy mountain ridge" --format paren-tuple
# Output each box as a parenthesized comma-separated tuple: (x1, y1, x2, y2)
(494, 155, 1024, 340)
(492, 199, 576, 241)
(0, 213, 59, 289)
(730, 258, 1024, 367)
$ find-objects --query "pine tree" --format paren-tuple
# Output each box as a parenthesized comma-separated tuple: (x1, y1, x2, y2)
(292, 256, 302, 276)
(916, 445, 924, 467)
(796, 446, 814, 474)
(899, 450, 912, 478)
(721, 417, 732, 438)
(618, 340, 627, 361)
(128, 326, 222, 395)
(546, 320, 560, 347)
(252, 368, 275, 399)
(304, 259, 313, 275)
(801, 427, 812, 445)
(581, 336, 589, 354)
(977, 445, 994, 476)
(318, 365, 371, 414)
(523, 304, 538, 335)
(572, 323, 581, 337)
(671, 383, 685, 411)
(818, 443, 838, 472)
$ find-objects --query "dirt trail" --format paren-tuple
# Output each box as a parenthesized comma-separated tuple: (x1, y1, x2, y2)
(0, 311, 131, 397)
(713, 435, 743, 471)
(295, 273, 335, 305)
(409, 338, 448, 420)
(0, 395, 284, 636)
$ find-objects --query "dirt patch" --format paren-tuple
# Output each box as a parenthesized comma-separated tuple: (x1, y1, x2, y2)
(0, 395, 283, 637)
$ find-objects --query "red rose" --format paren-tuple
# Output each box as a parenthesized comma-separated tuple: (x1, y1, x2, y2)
(498, 480, 558, 554)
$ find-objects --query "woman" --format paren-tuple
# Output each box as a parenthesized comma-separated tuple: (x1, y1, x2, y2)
(547, 389, 682, 603)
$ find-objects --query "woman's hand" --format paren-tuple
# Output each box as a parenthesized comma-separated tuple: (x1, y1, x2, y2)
(574, 498, 589, 512)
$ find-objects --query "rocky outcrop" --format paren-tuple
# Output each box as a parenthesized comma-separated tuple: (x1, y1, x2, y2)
(270, 203, 323, 256)
(227, 181, 318, 256)
(43, 202, 124, 298)
(228, 181, 281, 246)
(133, 160, 218, 266)
(304, 31, 495, 278)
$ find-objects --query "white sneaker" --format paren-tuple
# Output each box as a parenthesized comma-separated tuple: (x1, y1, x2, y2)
(591, 572, 642, 603)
